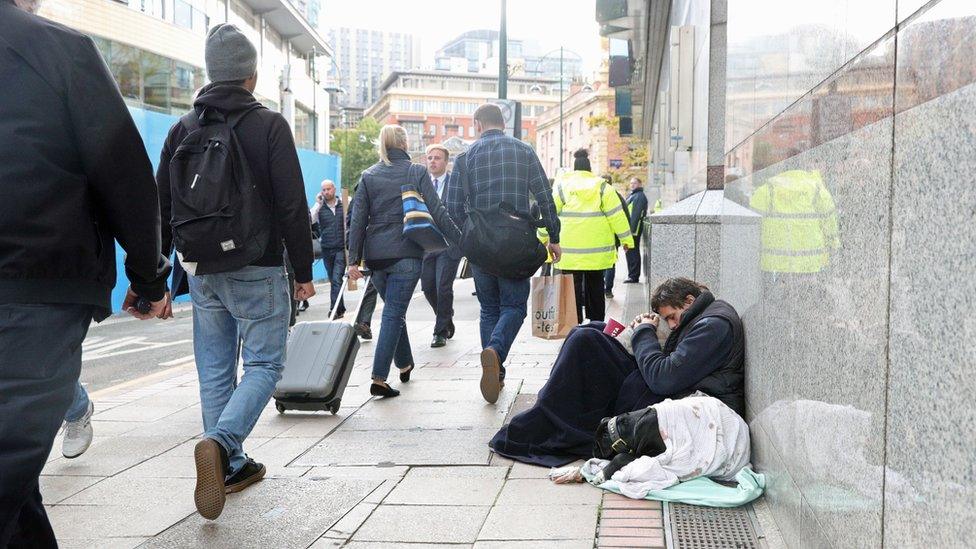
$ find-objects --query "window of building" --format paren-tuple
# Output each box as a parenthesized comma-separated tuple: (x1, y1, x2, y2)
(429, 124, 436, 135)
(412, 100, 422, 111)
(568, 122, 573, 138)
(294, 105, 315, 149)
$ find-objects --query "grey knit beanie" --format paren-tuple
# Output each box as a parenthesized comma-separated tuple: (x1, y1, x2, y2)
(205, 24, 257, 83)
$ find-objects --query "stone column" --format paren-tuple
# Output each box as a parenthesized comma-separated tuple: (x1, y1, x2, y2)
(706, 0, 728, 190)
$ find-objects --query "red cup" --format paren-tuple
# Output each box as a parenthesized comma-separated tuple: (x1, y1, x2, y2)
(603, 317, 625, 337)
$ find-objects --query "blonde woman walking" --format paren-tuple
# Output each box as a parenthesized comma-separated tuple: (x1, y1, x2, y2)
(347, 125, 461, 397)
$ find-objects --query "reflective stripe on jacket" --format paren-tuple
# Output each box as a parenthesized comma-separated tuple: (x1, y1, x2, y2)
(749, 169, 840, 273)
(552, 171, 635, 270)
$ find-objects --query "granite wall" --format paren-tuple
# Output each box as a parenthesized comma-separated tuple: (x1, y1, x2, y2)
(720, 0, 976, 546)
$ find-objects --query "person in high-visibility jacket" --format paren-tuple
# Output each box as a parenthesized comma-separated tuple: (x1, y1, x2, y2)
(749, 169, 840, 273)
(553, 150, 634, 323)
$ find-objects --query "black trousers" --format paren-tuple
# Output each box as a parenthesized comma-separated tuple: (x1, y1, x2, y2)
(421, 250, 461, 337)
(626, 232, 642, 281)
(355, 279, 378, 327)
(0, 303, 93, 548)
(563, 269, 606, 324)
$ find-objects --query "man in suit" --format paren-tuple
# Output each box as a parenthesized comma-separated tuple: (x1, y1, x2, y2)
(421, 144, 461, 347)
(624, 177, 649, 283)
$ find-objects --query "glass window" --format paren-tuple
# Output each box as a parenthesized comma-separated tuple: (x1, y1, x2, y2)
(174, 0, 192, 28)
(294, 106, 314, 149)
(568, 122, 573, 138)
(429, 124, 436, 134)
(141, 50, 171, 111)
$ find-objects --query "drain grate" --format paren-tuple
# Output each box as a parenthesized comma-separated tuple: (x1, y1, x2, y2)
(667, 503, 762, 549)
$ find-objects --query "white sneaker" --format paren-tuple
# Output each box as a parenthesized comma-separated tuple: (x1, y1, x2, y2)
(62, 401, 94, 458)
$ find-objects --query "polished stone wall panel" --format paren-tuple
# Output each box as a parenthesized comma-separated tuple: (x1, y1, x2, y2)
(723, 25, 897, 544)
(885, 2, 976, 543)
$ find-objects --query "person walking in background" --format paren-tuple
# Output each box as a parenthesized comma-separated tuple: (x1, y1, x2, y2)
(345, 185, 378, 340)
(624, 177, 649, 283)
(155, 24, 314, 520)
(603, 184, 631, 299)
(421, 144, 462, 348)
(553, 150, 634, 323)
(0, 1, 170, 544)
(347, 125, 461, 398)
(445, 104, 561, 404)
(315, 179, 347, 318)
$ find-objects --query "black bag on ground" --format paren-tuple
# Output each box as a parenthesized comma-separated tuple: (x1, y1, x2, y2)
(457, 154, 547, 280)
(169, 106, 271, 274)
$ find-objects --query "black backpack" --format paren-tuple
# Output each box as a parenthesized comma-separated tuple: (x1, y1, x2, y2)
(457, 153, 547, 280)
(169, 106, 270, 275)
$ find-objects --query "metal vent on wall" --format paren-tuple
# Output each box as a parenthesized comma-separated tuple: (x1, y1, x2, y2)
(666, 503, 763, 549)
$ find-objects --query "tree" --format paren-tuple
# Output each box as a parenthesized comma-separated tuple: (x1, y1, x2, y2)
(332, 117, 381, 190)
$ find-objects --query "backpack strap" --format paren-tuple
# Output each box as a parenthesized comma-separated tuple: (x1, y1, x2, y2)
(180, 104, 265, 132)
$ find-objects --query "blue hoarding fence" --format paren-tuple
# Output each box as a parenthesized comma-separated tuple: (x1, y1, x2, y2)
(107, 106, 341, 311)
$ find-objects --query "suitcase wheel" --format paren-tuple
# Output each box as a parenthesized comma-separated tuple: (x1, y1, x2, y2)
(329, 401, 341, 415)
(275, 401, 286, 414)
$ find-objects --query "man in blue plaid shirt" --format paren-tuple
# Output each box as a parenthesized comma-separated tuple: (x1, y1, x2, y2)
(444, 103, 562, 404)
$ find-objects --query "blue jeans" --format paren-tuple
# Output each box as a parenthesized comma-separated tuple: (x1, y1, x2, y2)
(322, 247, 346, 316)
(370, 258, 421, 381)
(472, 266, 530, 364)
(64, 381, 90, 422)
(188, 265, 290, 476)
(604, 266, 615, 292)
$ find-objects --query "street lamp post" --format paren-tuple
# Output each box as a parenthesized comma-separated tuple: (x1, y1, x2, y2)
(532, 47, 582, 169)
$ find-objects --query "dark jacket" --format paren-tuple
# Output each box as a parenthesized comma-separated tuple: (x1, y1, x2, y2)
(0, 4, 169, 320)
(348, 149, 461, 265)
(317, 199, 345, 250)
(627, 187, 649, 236)
(157, 84, 314, 282)
(630, 292, 746, 416)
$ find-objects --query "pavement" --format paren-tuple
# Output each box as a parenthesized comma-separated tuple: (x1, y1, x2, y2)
(43, 267, 666, 548)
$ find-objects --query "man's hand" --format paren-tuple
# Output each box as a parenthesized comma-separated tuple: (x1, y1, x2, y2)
(631, 313, 660, 329)
(295, 281, 316, 301)
(122, 287, 166, 320)
(548, 243, 562, 263)
(622, 243, 631, 251)
(347, 264, 364, 281)
(158, 291, 174, 320)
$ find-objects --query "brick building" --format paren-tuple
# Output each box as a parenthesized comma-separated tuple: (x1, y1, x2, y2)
(365, 70, 561, 158)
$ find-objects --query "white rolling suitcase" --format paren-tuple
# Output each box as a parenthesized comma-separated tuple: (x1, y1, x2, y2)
(273, 275, 369, 414)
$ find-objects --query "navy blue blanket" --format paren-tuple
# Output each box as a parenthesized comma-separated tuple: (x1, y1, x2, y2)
(490, 323, 663, 467)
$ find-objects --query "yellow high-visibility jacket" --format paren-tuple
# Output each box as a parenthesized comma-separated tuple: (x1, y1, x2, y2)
(552, 170, 634, 271)
(749, 169, 840, 273)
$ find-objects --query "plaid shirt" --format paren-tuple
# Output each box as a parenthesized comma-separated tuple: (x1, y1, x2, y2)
(445, 129, 560, 243)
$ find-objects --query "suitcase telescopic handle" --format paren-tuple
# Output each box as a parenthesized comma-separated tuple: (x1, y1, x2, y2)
(329, 273, 372, 323)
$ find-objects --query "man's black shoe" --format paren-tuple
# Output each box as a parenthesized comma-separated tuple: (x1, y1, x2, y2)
(354, 323, 372, 340)
(623, 279, 639, 284)
(298, 300, 309, 312)
(225, 458, 266, 494)
(446, 321, 456, 339)
(431, 335, 447, 348)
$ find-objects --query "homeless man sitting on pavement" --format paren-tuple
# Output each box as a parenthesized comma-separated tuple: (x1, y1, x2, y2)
(489, 277, 745, 467)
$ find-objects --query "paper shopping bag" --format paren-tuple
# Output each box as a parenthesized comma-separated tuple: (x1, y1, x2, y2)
(531, 274, 577, 339)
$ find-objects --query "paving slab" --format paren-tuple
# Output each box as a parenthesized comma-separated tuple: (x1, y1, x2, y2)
(478, 504, 599, 541)
(38, 475, 104, 504)
(142, 478, 376, 549)
(306, 465, 409, 480)
(352, 504, 490, 544)
(474, 541, 593, 549)
(340, 543, 469, 549)
(295, 428, 497, 466)
(43, 435, 186, 477)
(495, 479, 603, 506)
(58, 537, 148, 549)
(340, 399, 509, 431)
(384, 466, 507, 506)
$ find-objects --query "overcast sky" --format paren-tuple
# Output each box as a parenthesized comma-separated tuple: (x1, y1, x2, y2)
(320, 0, 605, 75)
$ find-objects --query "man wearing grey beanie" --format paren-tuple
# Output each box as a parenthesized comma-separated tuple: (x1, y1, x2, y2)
(156, 23, 316, 520)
